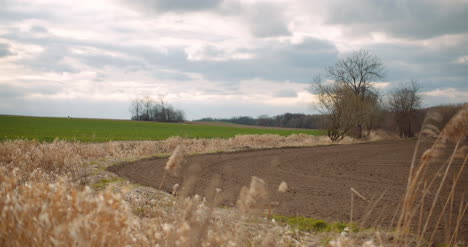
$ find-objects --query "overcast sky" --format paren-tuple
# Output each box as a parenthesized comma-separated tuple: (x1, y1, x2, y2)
(1, 0, 467, 120)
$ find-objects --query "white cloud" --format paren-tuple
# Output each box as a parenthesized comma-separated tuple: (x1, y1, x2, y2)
(422, 88, 468, 106)
(372, 82, 391, 89)
(423, 88, 468, 98)
(0, 0, 467, 119)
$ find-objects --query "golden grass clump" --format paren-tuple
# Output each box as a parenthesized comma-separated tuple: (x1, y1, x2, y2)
(441, 105, 468, 142)
(395, 104, 468, 246)
(0, 167, 296, 247)
(3, 108, 466, 246)
(237, 176, 268, 214)
(165, 145, 185, 175)
(0, 169, 132, 246)
(1, 137, 320, 247)
(278, 181, 288, 193)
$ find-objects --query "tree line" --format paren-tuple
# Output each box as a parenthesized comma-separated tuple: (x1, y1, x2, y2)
(197, 113, 323, 129)
(129, 49, 464, 142)
(314, 49, 464, 141)
(129, 96, 185, 122)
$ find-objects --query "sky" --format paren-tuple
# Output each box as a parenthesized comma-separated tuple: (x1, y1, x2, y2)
(0, 0, 467, 120)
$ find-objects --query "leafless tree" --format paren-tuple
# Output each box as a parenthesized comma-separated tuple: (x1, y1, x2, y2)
(326, 49, 385, 138)
(130, 95, 185, 122)
(361, 91, 382, 136)
(387, 81, 422, 138)
(142, 96, 154, 121)
(315, 82, 363, 141)
(129, 97, 144, 120)
(327, 49, 385, 97)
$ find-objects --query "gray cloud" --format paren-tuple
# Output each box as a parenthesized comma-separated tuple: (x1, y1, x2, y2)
(1, 0, 467, 119)
(242, 3, 290, 37)
(29, 25, 48, 33)
(367, 42, 468, 91)
(145, 38, 338, 83)
(325, 0, 468, 39)
(122, 0, 291, 38)
(125, 0, 223, 12)
(0, 43, 12, 57)
(0, 84, 26, 98)
(0, 83, 62, 99)
(274, 89, 297, 98)
(3, 22, 466, 95)
(0, 0, 56, 23)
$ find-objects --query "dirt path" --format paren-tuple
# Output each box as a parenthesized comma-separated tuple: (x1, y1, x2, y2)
(109, 140, 467, 238)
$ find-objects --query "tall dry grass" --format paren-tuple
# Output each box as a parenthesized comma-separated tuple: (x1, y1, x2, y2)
(394, 105, 468, 246)
(0, 106, 466, 246)
(0, 134, 350, 247)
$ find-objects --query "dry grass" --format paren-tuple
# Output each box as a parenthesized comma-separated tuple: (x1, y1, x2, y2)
(0, 106, 466, 247)
(0, 134, 356, 185)
(0, 134, 359, 247)
(394, 105, 468, 246)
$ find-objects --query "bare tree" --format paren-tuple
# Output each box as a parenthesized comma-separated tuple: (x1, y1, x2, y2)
(129, 95, 185, 122)
(142, 96, 154, 121)
(129, 97, 144, 120)
(327, 49, 385, 97)
(361, 91, 382, 136)
(326, 49, 385, 138)
(388, 82, 422, 138)
(315, 83, 362, 141)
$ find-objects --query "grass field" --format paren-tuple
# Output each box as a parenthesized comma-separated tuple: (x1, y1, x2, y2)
(0, 115, 325, 142)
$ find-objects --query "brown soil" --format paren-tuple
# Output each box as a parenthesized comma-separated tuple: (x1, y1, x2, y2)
(109, 140, 467, 240)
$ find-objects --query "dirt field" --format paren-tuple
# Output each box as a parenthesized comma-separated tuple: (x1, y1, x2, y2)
(109, 140, 467, 237)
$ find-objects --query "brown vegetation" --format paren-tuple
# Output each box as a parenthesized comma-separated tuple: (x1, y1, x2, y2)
(0, 106, 467, 246)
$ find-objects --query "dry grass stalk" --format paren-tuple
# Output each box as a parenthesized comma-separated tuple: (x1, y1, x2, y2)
(278, 181, 288, 193)
(160, 145, 185, 190)
(165, 145, 185, 176)
(395, 105, 468, 246)
(0, 136, 334, 247)
(3, 107, 466, 246)
(237, 176, 268, 214)
(350, 187, 369, 223)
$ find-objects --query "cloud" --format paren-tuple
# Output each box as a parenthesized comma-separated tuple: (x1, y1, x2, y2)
(324, 0, 468, 40)
(358, 37, 468, 91)
(275, 89, 298, 98)
(0, 0, 467, 120)
(166, 38, 338, 83)
(0, 83, 62, 99)
(0, 43, 12, 57)
(125, 0, 223, 13)
(123, 0, 291, 38)
(241, 2, 291, 38)
(422, 88, 468, 106)
(29, 25, 48, 33)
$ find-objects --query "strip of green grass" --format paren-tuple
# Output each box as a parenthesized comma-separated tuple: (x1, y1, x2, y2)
(272, 215, 360, 233)
(0, 115, 325, 142)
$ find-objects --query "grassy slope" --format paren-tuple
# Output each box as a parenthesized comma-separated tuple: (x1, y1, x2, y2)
(0, 115, 325, 142)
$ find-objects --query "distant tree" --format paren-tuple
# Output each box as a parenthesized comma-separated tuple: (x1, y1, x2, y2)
(142, 96, 154, 121)
(325, 49, 385, 139)
(129, 96, 185, 122)
(129, 97, 144, 120)
(256, 115, 272, 126)
(387, 82, 422, 138)
(195, 113, 323, 129)
(361, 91, 382, 136)
(315, 83, 362, 141)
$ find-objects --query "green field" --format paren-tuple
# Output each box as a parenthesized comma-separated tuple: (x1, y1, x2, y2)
(0, 115, 325, 142)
